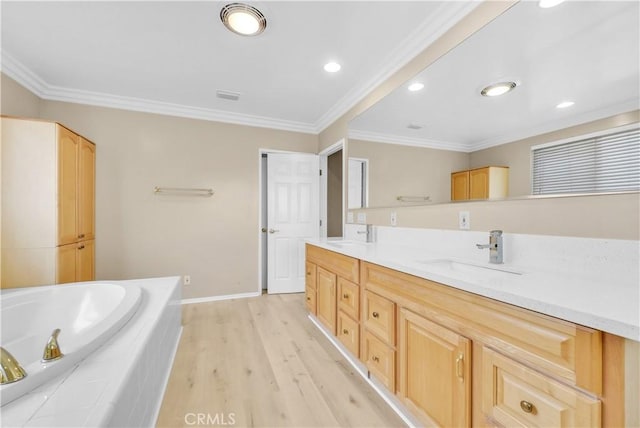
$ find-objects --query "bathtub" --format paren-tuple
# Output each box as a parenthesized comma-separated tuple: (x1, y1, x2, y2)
(0, 282, 142, 407)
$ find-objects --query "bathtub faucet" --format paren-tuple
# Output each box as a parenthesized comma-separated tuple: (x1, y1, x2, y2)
(1, 347, 27, 384)
(42, 328, 64, 362)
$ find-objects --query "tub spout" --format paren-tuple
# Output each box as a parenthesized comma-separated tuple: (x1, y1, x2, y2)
(1, 347, 27, 384)
(42, 328, 64, 362)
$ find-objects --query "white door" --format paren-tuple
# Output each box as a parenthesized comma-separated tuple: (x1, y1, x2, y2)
(267, 153, 320, 294)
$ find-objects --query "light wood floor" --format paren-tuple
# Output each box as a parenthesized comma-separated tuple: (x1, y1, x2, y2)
(156, 293, 406, 428)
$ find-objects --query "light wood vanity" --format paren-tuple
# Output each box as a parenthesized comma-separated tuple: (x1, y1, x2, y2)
(305, 243, 636, 427)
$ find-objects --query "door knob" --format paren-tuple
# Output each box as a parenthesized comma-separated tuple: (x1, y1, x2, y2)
(268, 229, 279, 234)
(261, 227, 267, 233)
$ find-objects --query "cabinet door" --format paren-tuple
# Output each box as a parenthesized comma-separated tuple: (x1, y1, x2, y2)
(363, 290, 396, 345)
(76, 239, 95, 282)
(57, 126, 79, 245)
(451, 171, 470, 201)
(305, 285, 317, 314)
(337, 277, 359, 320)
(337, 310, 360, 358)
(399, 308, 471, 427)
(316, 267, 337, 334)
(56, 243, 77, 284)
(305, 262, 317, 290)
(78, 138, 95, 241)
(469, 167, 489, 199)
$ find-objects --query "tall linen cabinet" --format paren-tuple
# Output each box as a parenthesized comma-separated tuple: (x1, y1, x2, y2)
(1, 117, 96, 288)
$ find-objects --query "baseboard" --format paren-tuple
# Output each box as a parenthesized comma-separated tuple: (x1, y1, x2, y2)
(181, 291, 261, 305)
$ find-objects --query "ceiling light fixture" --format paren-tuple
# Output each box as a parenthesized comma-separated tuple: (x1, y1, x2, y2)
(324, 62, 341, 73)
(480, 81, 517, 97)
(556, 101, 575, 109)
(408, 82, 424, 92)
(220, 3, 266, 36)
(538, 0, 565, 8)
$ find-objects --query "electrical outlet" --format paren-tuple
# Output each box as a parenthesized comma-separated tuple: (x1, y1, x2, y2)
(347, 212, 354, 223)
(357, 212, 367, 224)
(183, 275, 191, 286)
(390, 211, 397, 227)
(459, 211, 470, 230)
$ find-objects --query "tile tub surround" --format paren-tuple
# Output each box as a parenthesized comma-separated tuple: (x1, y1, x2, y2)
(317, 225, 640, 341)
(1, 277, 182, 427)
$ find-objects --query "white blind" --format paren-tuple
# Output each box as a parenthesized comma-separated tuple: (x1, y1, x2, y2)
(532, 127, 640, 195)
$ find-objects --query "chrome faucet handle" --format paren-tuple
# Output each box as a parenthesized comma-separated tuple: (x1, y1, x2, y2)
(1, 347, 27, 384)
(42, 328, 64, 362)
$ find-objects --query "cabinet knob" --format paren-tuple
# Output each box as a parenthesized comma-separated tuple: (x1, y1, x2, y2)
(343, 293, 349, 299)
(78, 234, 85, 238)
(342, 329, 349, 335)
(372, 356, 380, 362)
(306, 297, 311, 301)
(307, 271, 311, 275)
(372, 311, 379, 318)
(520, 400, 535, 414)
(78, 245, 85, 250)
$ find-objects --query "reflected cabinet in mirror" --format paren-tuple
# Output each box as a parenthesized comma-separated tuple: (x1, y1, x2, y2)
(347, 1, 639, 209)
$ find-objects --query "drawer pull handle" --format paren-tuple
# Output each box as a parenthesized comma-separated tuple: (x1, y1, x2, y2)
(520, 400, 535, 414)
(372, 356, 380, 362)
(307, 271, 311, 275)
(456, 353, 464, 382)
(78, 245, 85, 250)
(343, 293, 349, 299)
(372, 312, 379, 318)
(78, 233, 85, 238)
(342, 329, 349, 335)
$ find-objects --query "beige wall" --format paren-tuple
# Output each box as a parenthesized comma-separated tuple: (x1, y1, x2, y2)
(470, 111, 640, 197)
(327, 150, 343, 237)
(29, 100, 318, 299)
(349, 139, 469, 206)
(1, 74, 41, 118)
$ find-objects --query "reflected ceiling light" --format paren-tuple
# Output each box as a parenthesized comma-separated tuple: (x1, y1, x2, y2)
(538, 0, 565, 8)
(480, 81, 517, 97)
(556, 101, 575, 109)
(324, 62, 341, 73)
(408, 82, 424, 92)
(220, 3, 267, 36)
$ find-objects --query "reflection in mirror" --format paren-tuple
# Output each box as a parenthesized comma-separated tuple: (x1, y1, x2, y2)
(348, 0, 639, 209)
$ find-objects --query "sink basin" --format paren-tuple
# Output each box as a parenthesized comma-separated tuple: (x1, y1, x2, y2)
(416, 259, 522, 280)
(326, 240, 367, 249)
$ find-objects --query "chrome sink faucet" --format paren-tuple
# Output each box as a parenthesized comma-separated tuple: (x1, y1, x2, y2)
(356, 224, 375, 243)
(476, 230, 503, 264)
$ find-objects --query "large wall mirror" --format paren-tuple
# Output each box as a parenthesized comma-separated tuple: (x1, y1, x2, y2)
(347, 0, 639, 209)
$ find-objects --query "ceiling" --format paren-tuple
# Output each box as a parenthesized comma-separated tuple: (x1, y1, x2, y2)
(349, 1, 640, 152)
(1, 1, 477, 134)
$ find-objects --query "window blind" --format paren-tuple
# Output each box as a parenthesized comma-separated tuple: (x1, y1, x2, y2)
(532, 127, 640, 195)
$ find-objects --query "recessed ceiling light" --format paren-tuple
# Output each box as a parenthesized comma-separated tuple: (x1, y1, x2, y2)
(220, 3, 266, 36)
(556, 101, 575, 109)
(480, 81, 517, 97)
(324, 62, 341, 73)
(538, 0, 565, 8)
(408, 82, 424, 92)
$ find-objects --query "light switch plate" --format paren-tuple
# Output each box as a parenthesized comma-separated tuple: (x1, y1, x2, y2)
(459, 211, 470, 230)
(390, 211, 397, 226)
(357, 212, 367, 224)
(347, 212, 354, 223)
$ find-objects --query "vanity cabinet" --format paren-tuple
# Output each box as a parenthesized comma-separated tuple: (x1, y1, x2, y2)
(306, 244, 361, 357)
(451, 166, 509, 201)
(303, 243, 630, 427)
(1, 117, 96, 288)
(305, 262, 317, 314)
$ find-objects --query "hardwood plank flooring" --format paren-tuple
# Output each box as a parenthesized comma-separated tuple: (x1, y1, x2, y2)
(156, 293, 406, 428)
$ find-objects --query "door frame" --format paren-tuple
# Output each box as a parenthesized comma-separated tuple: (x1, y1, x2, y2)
(258, 148, 320, 293)
(319, 138, 346, 238)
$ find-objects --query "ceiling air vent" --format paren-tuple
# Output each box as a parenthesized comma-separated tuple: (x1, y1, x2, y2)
(407, 123, 423, 130)
(216, 90, 241, 101)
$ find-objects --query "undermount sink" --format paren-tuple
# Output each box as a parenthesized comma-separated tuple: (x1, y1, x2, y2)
(326, 240, 367, 249)
(416, 259, 522, 280)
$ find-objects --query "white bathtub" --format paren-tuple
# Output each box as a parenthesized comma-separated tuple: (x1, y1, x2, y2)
(0, 282, 141, 407)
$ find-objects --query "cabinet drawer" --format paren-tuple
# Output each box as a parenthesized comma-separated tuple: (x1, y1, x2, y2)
(364, 330, 395, 391)
(337, 310, 359, 358)
(306, 244, 359, 283)
(306, 262, 317, 290)
(338, 278, 359, 320)
(363, 290, 396, 345)
(305, 285, 316, 315)
(482, 347, 601, 428)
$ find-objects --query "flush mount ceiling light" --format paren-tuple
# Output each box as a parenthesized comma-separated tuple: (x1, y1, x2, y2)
(324, 62, 341, 73)
(480, 81, 517, 97)
(556, 101, 575, 109)
(220, 3, 266, 36)
(408, 82, 424, 92)
(538, 0, 565, 8)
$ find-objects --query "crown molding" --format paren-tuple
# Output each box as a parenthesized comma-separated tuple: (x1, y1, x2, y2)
(348, 129, 470, 152)
(313, 1, 480, 134)
(1, 52, 317, 135)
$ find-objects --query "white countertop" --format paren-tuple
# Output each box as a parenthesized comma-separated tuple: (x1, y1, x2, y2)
(307, 237, 639, 342)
